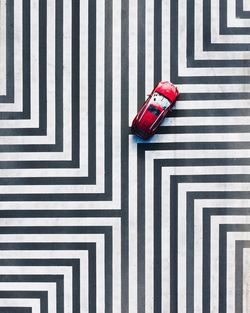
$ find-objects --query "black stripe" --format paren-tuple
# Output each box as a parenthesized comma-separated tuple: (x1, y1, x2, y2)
(0, 308, 32, 313)
(235, 240, 244, 313)
(105, 0, 113, 199)
(137, 0, 145, 110)
(121, 0, 129, 311)
(88, 0, 97, 180)
(154, 0, 162, 83)
(137, 143, 146, 312)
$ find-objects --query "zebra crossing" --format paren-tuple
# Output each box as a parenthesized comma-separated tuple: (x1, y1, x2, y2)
(0, 0, 249, 312)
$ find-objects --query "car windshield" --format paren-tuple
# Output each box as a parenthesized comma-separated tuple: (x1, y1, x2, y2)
(150, 92, 171, 109)
(148, 104, 161, 116)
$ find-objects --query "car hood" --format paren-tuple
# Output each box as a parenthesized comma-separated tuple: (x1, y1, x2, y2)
(154, 81, 179, 103)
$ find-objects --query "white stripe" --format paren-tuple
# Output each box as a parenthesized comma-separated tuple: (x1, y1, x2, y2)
(0, 183, 104, 194)
(79, 0, 89, 176)
(129, 0, 138, 121)
(61, 0, 73, 161)
(243, 0, 250, 11)
(0, 266, 72, 275)
(161, 116, 250, 127)
(81, 251, 89, 313)
(129, 137, 138, 313)
(179, 183, 250, 192)
(12, 0, 22, 111)
(178, 0, 188, 77)
(179, 83, 250, 93)
(243, 249, 250, 313)
(145, 0, 154, 98)
(29, 0, 40, 129)
(95, 0, 105, 193)
(179, 65, 250, 77)
(195, 199, 250, 208)
(133, 132, 250, 143)
(25, 0, 49, 131)
(112, 0, 122, 212)
(145, 133, 154, 313)
(0, 200, 120, 209)
(0, 215, 136, 227)
(0, 0, 6, 96)
(0, 233, 105, 242)
(161, 168, 170, 313)
(112, 5, 122, 312)
(161, 0, 171, 81)
(177, 183, 188, 313)
(46, 0, 57, 144)
(175, 99, 250, 110)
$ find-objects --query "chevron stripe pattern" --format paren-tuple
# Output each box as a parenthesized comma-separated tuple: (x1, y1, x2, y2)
(0, 0, 249, 312)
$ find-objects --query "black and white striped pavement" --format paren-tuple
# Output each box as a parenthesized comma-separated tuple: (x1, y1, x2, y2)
(0, 0, 249, 312)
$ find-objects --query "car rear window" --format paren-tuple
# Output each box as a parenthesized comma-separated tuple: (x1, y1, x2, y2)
(148, 104, 161, 116)
(132, 125, 149, 137)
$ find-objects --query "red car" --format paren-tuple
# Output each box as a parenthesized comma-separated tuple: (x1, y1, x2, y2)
(131, 81, 179, 139)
